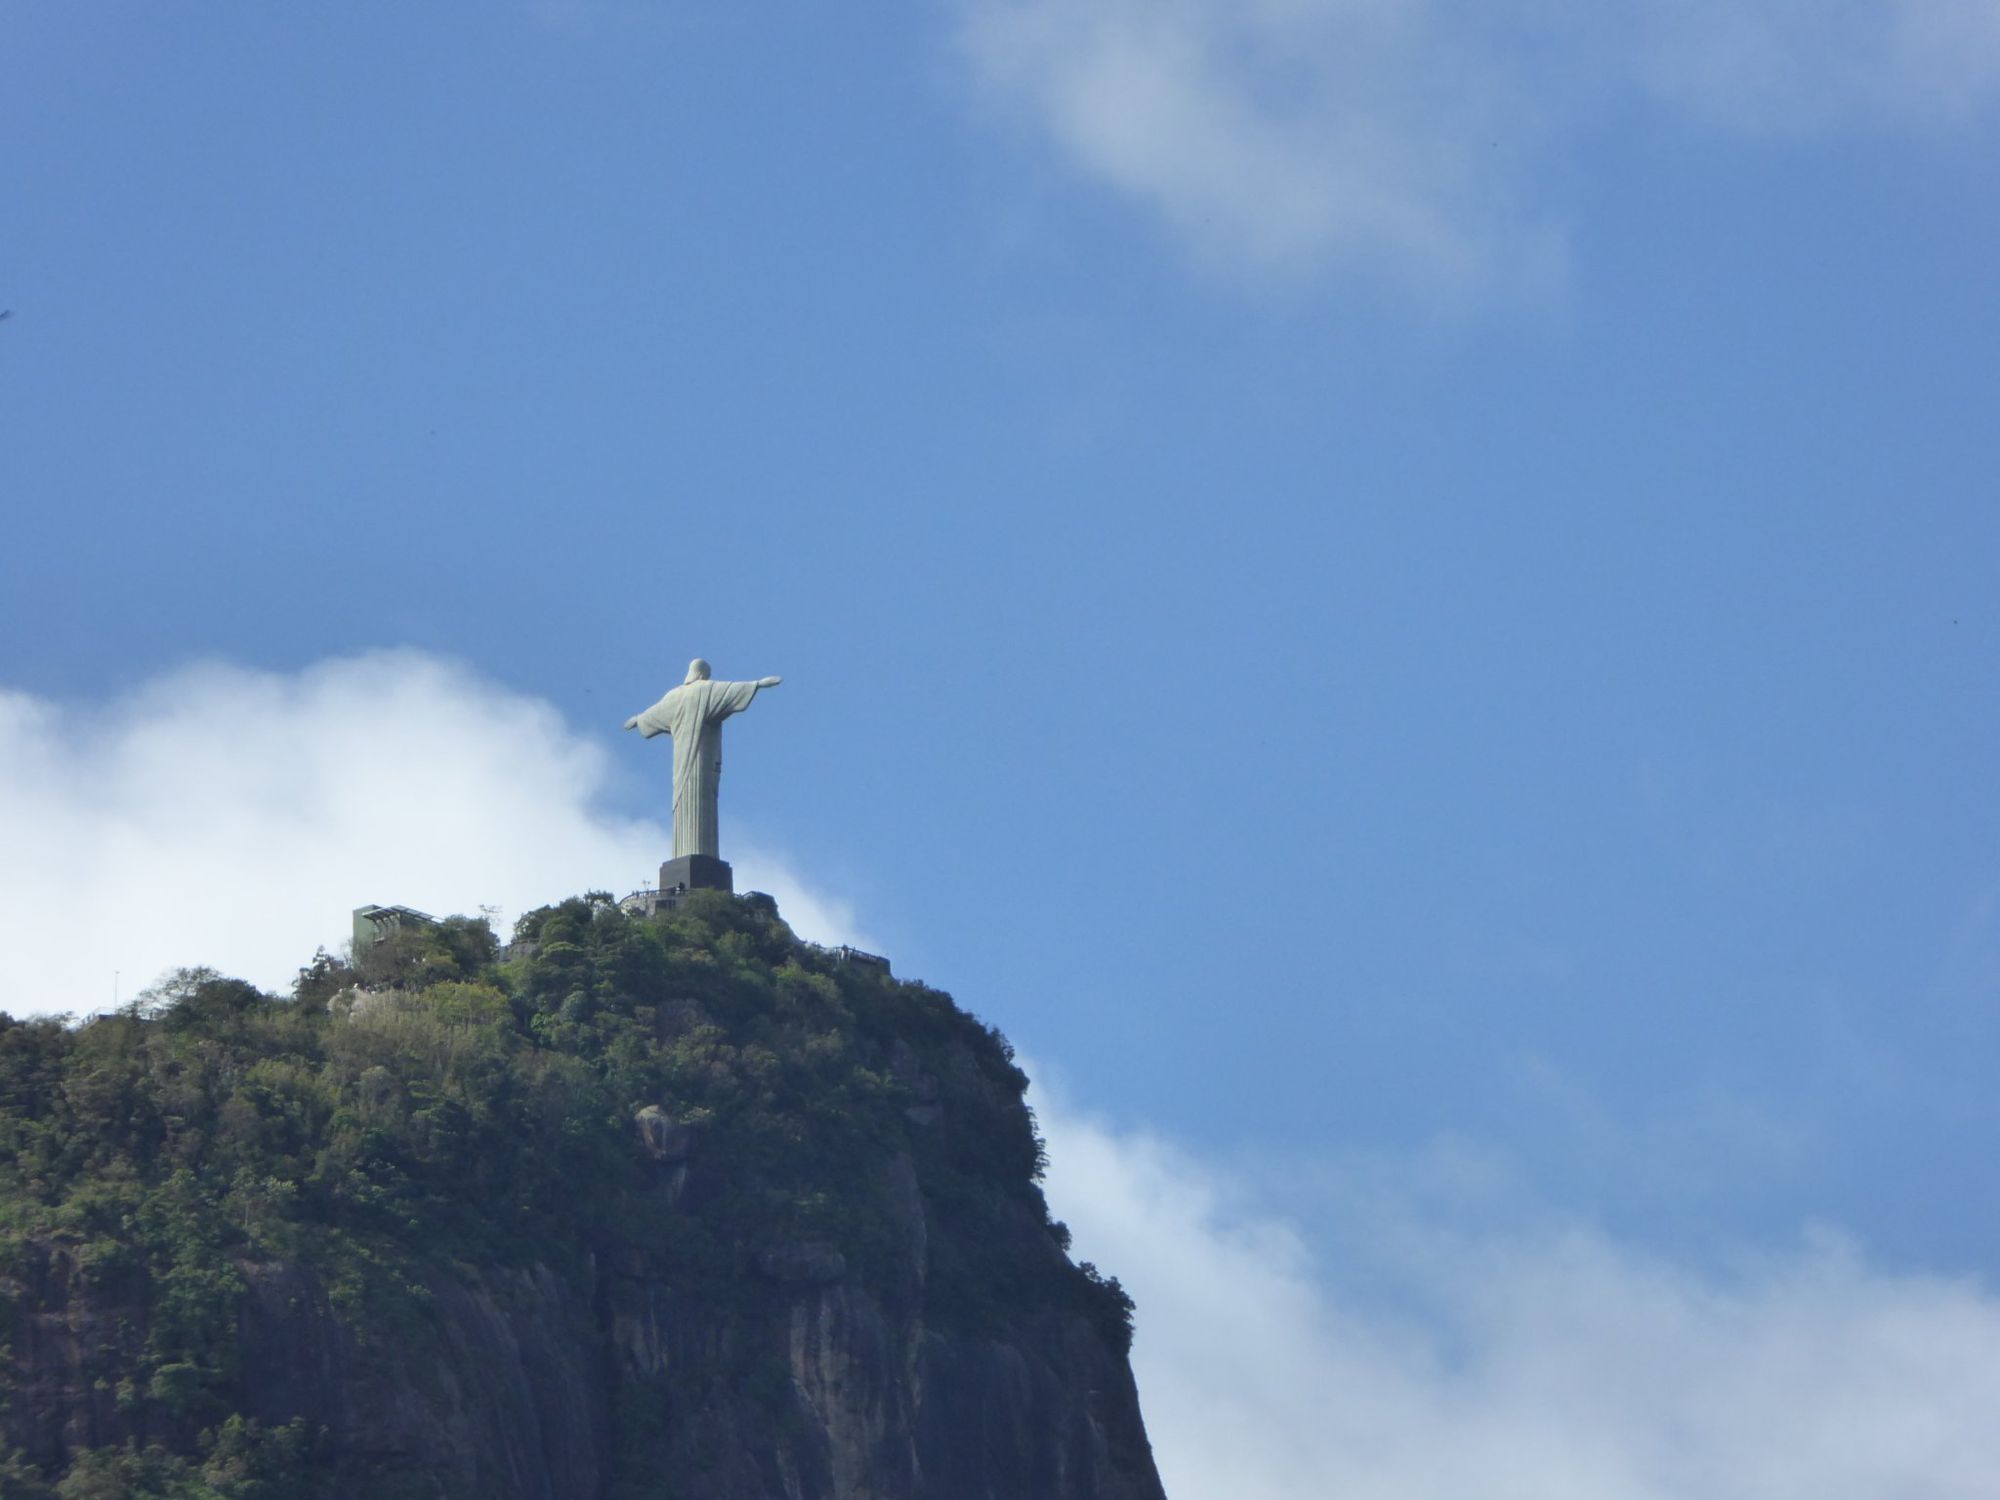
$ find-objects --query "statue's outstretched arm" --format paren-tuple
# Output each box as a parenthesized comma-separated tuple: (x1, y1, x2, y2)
(758, 676, 782, 688)
(623, 716, 641, 731)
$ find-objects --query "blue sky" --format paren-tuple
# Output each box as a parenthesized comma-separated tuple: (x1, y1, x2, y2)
(6, 4, 2000, 1492)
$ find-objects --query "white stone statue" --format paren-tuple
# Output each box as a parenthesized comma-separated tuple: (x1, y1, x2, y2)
(624, 659, 782, 860)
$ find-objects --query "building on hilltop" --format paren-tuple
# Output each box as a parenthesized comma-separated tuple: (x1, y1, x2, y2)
(352, 903, 436, 951)
(831, 945, 891, 976)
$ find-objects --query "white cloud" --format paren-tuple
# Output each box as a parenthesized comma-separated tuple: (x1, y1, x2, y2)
(1033, 1075, 2000, 1500)
(956, 0, 2000, 289)
(1633, 0, 2000, 133)
(958, 0, 1559, 292)
(0, 651, 871, 1017)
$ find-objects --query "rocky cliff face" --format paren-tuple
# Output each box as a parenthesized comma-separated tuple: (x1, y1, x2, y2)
(6, 1198, 1159, 1499)
(0, 893, 1167, 1499)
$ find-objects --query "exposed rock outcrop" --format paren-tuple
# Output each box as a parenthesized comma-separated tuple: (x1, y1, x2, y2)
(4, 1160, 1161, 1499)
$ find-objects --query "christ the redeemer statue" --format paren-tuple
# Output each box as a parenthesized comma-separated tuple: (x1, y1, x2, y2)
(624, 658, 781, 863)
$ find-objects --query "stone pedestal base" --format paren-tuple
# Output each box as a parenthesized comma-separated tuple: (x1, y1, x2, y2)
(659, 855, 733, 896)
(615, 855, 736, 921)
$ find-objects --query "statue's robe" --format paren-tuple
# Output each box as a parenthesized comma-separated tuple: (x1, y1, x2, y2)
(632, 678, 766, 858)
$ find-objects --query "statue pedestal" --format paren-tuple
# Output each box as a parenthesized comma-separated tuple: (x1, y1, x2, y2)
(617, 855, 735, 922)
(659, 855, 733, 896)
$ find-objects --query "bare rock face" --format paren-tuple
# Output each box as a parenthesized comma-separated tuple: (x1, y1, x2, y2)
(584, 1143, 1164, 1500)
(236, 1261, 609, 1499)
(3, 1208, 1160, 1496)
(633, 1104, 700, 1163)
(2, 1153, 1164, 1500)
(759, 1241, 849, 1285)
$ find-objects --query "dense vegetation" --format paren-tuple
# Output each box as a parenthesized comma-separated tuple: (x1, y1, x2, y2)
(0, 892, 1132, 1499)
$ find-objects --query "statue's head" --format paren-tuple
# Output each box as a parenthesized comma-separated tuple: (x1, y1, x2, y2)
(685, 658, 711, 683)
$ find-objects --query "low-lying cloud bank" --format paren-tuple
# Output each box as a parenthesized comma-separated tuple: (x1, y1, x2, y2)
(957, 0, 2000, 289)
(0, 651, 867, 1016)
(1035, 1078, 2000, 1499)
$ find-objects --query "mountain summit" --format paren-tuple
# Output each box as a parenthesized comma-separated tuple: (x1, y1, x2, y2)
(0, 890, 1165, 1499)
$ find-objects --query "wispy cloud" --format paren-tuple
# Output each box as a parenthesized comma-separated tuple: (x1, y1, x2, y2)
(956, 0, 2000, 290)
(957, 0, 1560, 293)
(0, 651, 870, 1017)
(1632, 0, 2000, 133)
(1033, 1073, 2000, 1499)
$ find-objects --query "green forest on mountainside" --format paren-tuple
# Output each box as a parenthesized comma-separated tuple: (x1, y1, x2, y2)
(0, 892, 1132, 1499)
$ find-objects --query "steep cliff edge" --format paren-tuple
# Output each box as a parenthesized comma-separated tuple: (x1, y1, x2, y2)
(0, 892, 1165, 1499)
